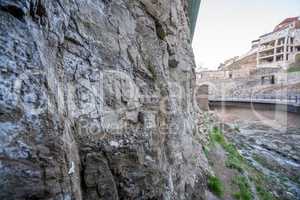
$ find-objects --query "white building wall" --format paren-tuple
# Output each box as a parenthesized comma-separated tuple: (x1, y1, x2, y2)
(256, 26, 300, 69)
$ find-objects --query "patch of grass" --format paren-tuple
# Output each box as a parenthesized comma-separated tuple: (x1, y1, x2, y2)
(240, 162, 277, 200)
(209, 127, 226, 146)
(209, 127, 245, 172)
(224, 144, 241, 158)
(208, 175, 224, 197)
(226, 154, 244, 173)
(232, 176, 252, 200)
(248, 168, 278, 200)
(203, 146, 209, 158)
(256, 185, 274, 200)
(206, 127, 277, 200)
(224, 144, 245, 172)
(287, 64, 300, 73)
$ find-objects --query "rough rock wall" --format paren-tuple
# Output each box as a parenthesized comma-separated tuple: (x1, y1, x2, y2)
(0, 0, 208, 199)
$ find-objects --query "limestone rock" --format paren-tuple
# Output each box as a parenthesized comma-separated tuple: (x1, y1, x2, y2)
(0, 0, 208, 199)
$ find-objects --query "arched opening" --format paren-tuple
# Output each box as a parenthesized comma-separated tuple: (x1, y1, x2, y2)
(195, 84, 209, 111)
(295, 53, 300, 63)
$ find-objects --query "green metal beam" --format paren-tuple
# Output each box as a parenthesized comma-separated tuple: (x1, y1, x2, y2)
(188, 0, 201, 40)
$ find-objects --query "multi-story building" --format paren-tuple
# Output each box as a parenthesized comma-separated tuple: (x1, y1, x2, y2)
(256, 17, 300, 69)
(197, 16, 300, 83)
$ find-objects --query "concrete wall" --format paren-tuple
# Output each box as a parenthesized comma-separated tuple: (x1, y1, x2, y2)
(224, 53, 257, 71)
(197, 70, 300, 99)
(257, 27, 300, 69)
(210, 101, 300, 114)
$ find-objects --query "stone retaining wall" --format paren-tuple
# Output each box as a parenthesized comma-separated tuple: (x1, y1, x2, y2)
(198, 70, 300, 99)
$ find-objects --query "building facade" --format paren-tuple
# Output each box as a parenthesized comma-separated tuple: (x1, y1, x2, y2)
(256, 17, 300, 69)
(196, 17, 300, 103)
(197, 16, 300, 82)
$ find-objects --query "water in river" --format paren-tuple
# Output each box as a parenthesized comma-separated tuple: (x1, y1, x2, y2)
(212, 106, 300, 200)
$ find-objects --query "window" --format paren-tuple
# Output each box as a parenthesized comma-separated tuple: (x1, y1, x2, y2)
(291, 37, 294, 44)
(261, 75, 275, 85)
(261, 77, 265, 85)
(277, 38, 285, 45)
(276, 55, 284, 62)
(276, 47, 284, 53)
(271, 75, 275, 84)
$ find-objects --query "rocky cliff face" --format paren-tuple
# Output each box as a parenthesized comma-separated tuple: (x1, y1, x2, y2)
(0, 0, 208, 199)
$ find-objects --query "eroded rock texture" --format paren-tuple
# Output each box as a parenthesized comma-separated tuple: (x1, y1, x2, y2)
(0, 0, 208, 199)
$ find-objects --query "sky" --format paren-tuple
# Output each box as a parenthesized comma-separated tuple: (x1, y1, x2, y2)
(192, 0, 300, 71)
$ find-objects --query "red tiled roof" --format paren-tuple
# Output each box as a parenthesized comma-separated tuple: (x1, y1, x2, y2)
(296, 20, 300, 29)
(278, 17, 298, 26)
(274, 17, 299, 32)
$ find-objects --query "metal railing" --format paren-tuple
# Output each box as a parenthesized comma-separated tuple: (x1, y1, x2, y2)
(209, 94, 300, 105)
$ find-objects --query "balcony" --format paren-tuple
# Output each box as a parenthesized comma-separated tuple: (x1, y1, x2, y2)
(259, 54, 274, 59)
(294, 38, 300, 46)
(276, 47, 284, 54)
(259, 49, 275, 58)
(258, 45, 275, 52)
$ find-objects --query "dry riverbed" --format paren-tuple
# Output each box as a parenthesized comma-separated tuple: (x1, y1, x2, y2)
(205, 127, 275, 200)
(205, 107, 300, 200)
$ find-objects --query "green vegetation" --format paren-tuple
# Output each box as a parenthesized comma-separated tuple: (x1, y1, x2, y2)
(287, 64, 300, 73)
(256, 185, 274, 200)
(209, 127, 226, 146)
(245, 165, 276, 200)
(225, 154, 244, 173)
(203, 146, 209, 158)
(225, 144, 244, 173)
(209, 127, 245, 172)
(205, 127, 277, 200)
(232, 176, 252, 200)
(208, 175, 224, 197)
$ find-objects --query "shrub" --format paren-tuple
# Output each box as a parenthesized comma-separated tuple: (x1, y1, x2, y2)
(232, 176, 252, 200)
(224, 144, 245, 172)
(203, 146, 209, 158)
(208, 175, 224, 197)
(256, 185, 274, 200)
(224, 144, 240, 157)
(226, 155, 244, 173)
(210, 127, 226, 146)
(287, 64, 300, 73)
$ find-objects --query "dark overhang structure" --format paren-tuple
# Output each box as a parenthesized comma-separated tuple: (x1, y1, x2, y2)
(188, 0, 201, 40)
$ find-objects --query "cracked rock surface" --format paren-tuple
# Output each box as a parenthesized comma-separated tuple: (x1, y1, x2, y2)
(0, 0, 208, 199)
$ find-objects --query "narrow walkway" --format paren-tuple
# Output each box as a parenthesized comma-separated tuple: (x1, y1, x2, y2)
(209, 97, 300, 106)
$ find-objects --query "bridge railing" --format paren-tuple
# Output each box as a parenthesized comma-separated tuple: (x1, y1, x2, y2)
(209, 94, 300, 105)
